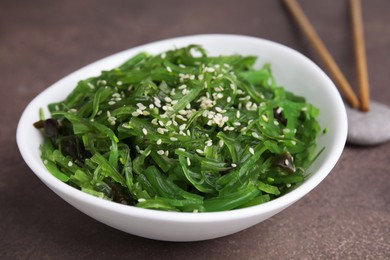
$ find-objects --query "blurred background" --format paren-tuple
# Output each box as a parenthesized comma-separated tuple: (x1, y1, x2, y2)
(1, 0, 389, 259)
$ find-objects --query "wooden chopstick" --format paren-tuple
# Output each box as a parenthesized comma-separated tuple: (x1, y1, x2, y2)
(282, 0, 360, 109)
(350, 0, 370, 111)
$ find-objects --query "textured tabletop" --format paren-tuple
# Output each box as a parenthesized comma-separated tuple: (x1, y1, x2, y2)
(1, 0, 389, 259)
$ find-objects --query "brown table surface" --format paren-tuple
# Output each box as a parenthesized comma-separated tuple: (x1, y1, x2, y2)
(1, 0, 389, 259)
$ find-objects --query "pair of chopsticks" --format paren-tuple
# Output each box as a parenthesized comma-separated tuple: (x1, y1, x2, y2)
(283, 0, 370, 111)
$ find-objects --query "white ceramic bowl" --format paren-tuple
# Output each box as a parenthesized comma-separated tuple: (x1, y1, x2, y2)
(17, 34, 347, 241)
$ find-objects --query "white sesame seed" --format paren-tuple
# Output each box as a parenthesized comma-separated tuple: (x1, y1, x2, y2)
(156, 139, 162, 145)
(179, 64, 186, 68)
(219, 139, 224, 147)
(158, 120, 165, 126)
(198, 74, 204, 80)
(283, 128, 290, 134)
(196, 149, 204, 154)
(137, 103, 146, 110)
(151, 118, 158, 125)
(171, 100, 178, 105)
(122, 123, 131, 129)
(286, 183, 292, 188)
(166, 66, 172, 73)
(291, 140, 297, 145)
(231, 163, 237, 168)
(157, 150, 165, 155)
(43, 159, 48, 165)
(178, 148, 186, 152)
(178, 84, 187, 90)
(261, 115, 269, 122)
(285, 159, 289, 166)
(205, 140, 213, 146)
(215, 107, 223, 113)
(68, 161, 73, 167)
(138, 198, 146, 202)
(142, 128, 148, 135)
(87, 82, 95, 89)
(187, 157, 191, 166)
(252, 132, 260, 138)
(276, 107, 283, 114)
(274, 120, 279, 126)
(227, 96, 232, 103)
(116, 81, 123, 86)
(149, 104, 155, 109)
(166, 120, 172, 126)
(164, 96, 172, 103)
(233, 122, 241, 126)
(249, 147, 255, 155)
(170, 137, 178, 141)
(165, 150, 169, 157)
(142, 111, 150, 116)
(186, 129, 191, 136)
(179, 124, 187, 131)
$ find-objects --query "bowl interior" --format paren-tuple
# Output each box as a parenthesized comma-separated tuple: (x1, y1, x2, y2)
(17, 34, 347, 232)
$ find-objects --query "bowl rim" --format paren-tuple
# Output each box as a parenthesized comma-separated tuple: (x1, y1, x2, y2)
(16, 33, 347, 223)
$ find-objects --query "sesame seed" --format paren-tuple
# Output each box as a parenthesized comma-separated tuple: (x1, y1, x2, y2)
(198, 74, 204, 80)
(249, 147, 255, 155)
(179, 64, 186, 68)
(196, 149, 204, 154)
(178, 109, 187, 115)
(87, 82, 95, 89)
(157, 150, 165, 155)
(43, 159, 48, 165)
(231, 163, 237, 168)
(151, 118, 158, 125)
(233, 122, 241, 126)
(165, 150, 169, 157)
(182, 89, 190, 95)
(166, 66, 172, 73)
(286, 183, 292, 188)
(283, 128, 290, 134)
(215, 107, 223, 113)
(205, 140, 213, 146)
(261, 115, 269, 122)
(116, 81, 123, 86)
(156, 139, 162, 145)
(276, 107, 283, 114)
(179, 124, 187, 131)
(68, 161, 73, 167)
(178, 148, 186, 152)
(186, 129, 191, 136)
(227, 96, 232, 103)
(149, 104, 155, 109)
(187, 157, 191, 166)
(178, 84, 187, 90)
(142, 128, 148, 135)
(138, 198, 146, 202)
(158, 120, 165, 126)
(219, 139, 224, 147)
(164, 97, 172, 103)
(291, 140, 297, 145)
(166, 120, 172, 126)
(170, 137, 178, 141)
(122, 123, 131, 129)
(274, 120, 279, 126)
(142, 111, 150, 116)
(251, 132, 260, 138)
(137, 103, 146, 110)
(285, 159, 289, 166)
